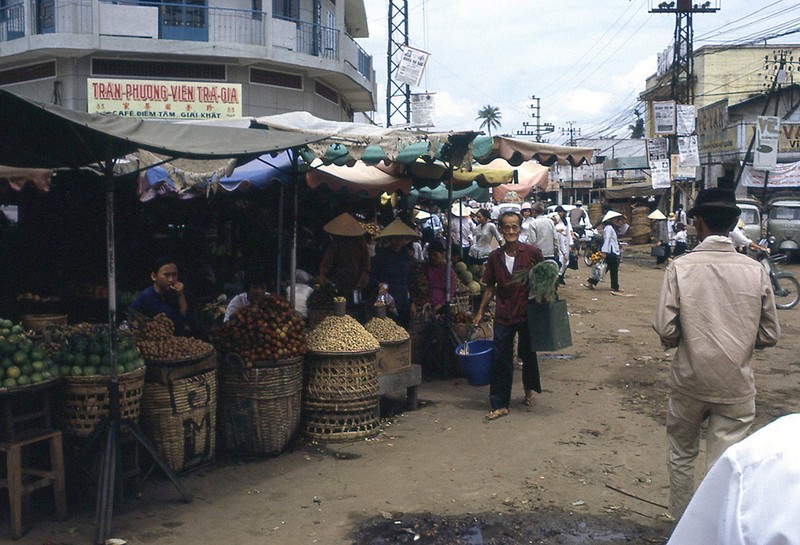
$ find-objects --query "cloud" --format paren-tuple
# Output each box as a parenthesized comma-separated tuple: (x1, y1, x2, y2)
(561, 88, 613, 117)
(428, 91, 481, 132)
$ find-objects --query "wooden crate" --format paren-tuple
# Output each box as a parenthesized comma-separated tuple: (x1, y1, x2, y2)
(377, 339, 411, 373)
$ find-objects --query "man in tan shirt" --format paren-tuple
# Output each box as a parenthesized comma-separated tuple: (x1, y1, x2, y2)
(652, 188, 780, 521)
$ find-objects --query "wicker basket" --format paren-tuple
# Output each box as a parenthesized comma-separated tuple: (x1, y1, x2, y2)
(376, 339, 411, 373)
(220, 355, 303, 456)
(301, 396, 380, 442)
(140, 369, 217, 473)
(304, 349, 379, 401)
(409, 313, 431, 367)
(59, 368, 146, 437)
(21, 313, 68, 334)
(453, 291, 472, 314)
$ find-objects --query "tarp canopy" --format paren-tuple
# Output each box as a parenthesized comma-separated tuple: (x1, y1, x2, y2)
(408, 183, 490, 206)
(0, 90, 328, 169)
(253, 111, 479, 167)
(595, 180, 666, 199)
(486, 160, 551, 202)
(472, 135, 594, 167)
(0, 166, 54, 192)
(138, 151, 295, 200)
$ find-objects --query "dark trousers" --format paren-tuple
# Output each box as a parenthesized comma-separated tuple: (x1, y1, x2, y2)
(490, 320, 541, 410)
(606, 252, 620, 291)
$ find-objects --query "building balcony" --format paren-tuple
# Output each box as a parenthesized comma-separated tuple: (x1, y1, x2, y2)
(0, 0, 374, 84)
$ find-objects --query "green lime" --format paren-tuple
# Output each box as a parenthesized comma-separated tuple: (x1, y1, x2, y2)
(1, 357, 12, 369)
(83, 366, 98, 376)
(70, 366, 83, 377)
(6, 366, 20, 379)
(88, 354, 101, 366)
(133, 357, 145, 369)
(72, 353, 86, 367)
(12, 351, 28, 366)
(59, 365, 71, 377)
(20, 364, 32, 377)
(3, 377, 17, 389)
(30, 372, 43, 383)
(16, 375, 30, 386)
(30, 350, 43, 361)
(98, 366, 110, 376)
(116, 365, 126, 375)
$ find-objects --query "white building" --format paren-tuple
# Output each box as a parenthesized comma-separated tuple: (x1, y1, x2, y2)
(0, 0, 376, 120)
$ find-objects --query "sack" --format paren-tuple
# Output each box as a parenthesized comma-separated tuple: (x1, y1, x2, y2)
(568, 253, 579, 270)
(650, 245, 667, 258)
(590, 262, 607, 283)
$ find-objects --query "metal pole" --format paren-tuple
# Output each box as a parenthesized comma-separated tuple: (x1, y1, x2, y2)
(290, 151, 299, 306)
(276, 183, 284, 294)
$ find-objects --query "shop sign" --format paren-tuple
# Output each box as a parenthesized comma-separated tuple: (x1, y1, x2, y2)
(744, 122, 800, 153)
(87, 78, 242, 119)
(697, 99, 735, 153)
(647, 138, 671, 189)
(676, 105, 695, 136)
(753, 116, 780, 171)
(742, 161, 800, 188)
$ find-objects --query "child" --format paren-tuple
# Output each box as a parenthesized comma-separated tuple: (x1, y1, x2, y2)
(376, 282, 398, 319)
(673, 222, 688, 256)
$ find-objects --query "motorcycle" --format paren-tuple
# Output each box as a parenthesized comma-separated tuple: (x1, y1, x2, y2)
(757, 239, 800, 310)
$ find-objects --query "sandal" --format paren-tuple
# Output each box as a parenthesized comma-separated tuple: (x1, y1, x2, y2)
(523, 391, 537, 406)
(485, 408, 509, 421)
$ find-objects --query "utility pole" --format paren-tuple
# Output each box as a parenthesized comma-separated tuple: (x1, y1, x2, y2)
(561, 121, 581, 203)
(516, 96, 555, 142)
(649, 0, 719, 208)
(386, 0, 410, 127)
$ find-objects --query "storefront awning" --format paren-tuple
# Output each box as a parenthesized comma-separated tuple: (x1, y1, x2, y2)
(472, 136, 594, 167)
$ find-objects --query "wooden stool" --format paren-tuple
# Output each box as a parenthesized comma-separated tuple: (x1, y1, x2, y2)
(0, 430, 67, 539)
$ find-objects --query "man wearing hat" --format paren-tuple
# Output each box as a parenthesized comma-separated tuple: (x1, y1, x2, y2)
(449, 201, 473, 259)
(652, 188, 781, 521)
(318, 213, 370, 302)
(371, 219, 420, 327)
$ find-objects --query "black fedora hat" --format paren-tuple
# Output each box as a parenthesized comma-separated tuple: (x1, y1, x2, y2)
(687, 188, 741, 218)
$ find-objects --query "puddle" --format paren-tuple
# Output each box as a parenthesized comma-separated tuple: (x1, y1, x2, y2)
(352, 510, 668, 545)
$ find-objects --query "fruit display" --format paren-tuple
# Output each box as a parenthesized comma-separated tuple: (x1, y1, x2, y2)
(52, 324, 146, 377)
(307, 314, 379, 353)
(449, 309, 473, 324)
(411, 264, 430, 307)
(131, 313, 213, 362)
(363, 317, 410, 343)
(15, 291, 60, 303)
(0, 318, 59, 389)
(214, 294, 306, 366)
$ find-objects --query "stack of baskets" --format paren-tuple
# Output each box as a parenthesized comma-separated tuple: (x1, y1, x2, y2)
(140, 349, 218, 472)
(302, 348, 381, 441)
(628, 205, 652, 244)
(220, 354, 303, 456)
(588, 203, 605, 226)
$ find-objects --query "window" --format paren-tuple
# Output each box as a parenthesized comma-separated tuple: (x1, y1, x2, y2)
(93, 59, 225, 80)
(314, 81, 338, 104)
(251, 68, 302, 90)
(252, 0, 262, 21)
(272, 0, 298, 19)
(0, 61, 55, 85)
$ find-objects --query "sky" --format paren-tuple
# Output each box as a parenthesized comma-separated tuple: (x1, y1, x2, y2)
(357, 0, 800, 143)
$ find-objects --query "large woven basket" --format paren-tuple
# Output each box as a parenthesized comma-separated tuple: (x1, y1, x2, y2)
(301, 396, 380, 442)
(21, 313, 68, 334)
(59, 368, 146, 437)
(220, 355, 303, 456)
(409, 313, 431, 367)
(304, 349, 379, 401)
(140, 369, 217, 473)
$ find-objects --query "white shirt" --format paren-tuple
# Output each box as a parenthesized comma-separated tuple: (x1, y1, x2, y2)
(667, 413, 800, 545)
(600, 224, 619, 255)
(470, 222, 502, 259)
(729, 226, 750, 248)
(674, 230, 687, 244)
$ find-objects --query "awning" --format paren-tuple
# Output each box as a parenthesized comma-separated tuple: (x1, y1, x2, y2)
(253, 111, 479, 167)
(487, 160, 551, 202)
(472, 136, 594, 167)
(0, 90, 328, 169)
(0, 165, 55, 192)
(306, 160, 413, 197)
(408, 182, 490, 206)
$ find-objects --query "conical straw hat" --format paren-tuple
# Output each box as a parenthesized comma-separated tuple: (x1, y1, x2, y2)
(323, 213, 366, 237)
(647, 209, 667, 220)
(375, 218, 420, 239)
(601, 210, 622, 223)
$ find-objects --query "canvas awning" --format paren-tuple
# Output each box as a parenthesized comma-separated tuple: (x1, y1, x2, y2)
(472, 136, 594, 167)
(486, 160, 551, 202)
(0, 166, 55, 192)
(0, 90, 328, 169)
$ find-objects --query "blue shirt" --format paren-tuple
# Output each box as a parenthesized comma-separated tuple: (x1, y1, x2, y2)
(128, 285, 187, 335)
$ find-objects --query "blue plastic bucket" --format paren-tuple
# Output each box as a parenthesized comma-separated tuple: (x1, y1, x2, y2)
(454, 339, 494, 386)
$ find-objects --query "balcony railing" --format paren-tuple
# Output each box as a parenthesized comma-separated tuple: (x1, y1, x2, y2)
(274, 15, 338, 60)
(0, 3, 24, 41)
(353, 37, 371, 81)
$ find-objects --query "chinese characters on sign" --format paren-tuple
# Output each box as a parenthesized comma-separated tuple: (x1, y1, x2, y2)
(87, 78, 243, 119)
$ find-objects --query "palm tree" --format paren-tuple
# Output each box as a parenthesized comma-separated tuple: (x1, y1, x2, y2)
(476, 105, 502, 136)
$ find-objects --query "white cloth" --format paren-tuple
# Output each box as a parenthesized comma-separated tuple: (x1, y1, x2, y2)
(449, 216, 473, 248)
(600, 223, 619, 254)
(470, 222, 502, 259)
(285, 284, 313, 318)
(525, 215, 557, 257)
(667, 413, 800, 545)
(503, 252, 515, 275)
(729, 226, 750, 248)
(223, 293, 250, 322)
(667, 219, 676, 245)
(674, 230, 687, 244)
(519, 216, 535, 243)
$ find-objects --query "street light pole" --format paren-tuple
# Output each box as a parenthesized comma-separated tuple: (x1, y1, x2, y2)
(561, 121, 581, 204)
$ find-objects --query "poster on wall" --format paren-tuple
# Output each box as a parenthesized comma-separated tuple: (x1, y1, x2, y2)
(87, 78, 242, 119)
(676, 105, 696, 136)
(742, 161, 800, 187)
(753, 116, 780, 171)
(395, 46, 430, 87)
(647, 138, 671, 188)
(653, 101, 676, 135)
(677, 135, 700, 168)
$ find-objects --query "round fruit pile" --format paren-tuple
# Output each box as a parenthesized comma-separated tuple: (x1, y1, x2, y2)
(53, 324, 145, 377)
(363, 317, 410, 343)
(0, 318, 59, 389)
(133, 313, 213, 362)
(307, 314, 379, 353)
(454, 261, 485, 295)
(214, 294, 306, 366)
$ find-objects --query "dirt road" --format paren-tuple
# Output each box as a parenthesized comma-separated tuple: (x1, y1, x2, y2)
(15, 246, 800, 544)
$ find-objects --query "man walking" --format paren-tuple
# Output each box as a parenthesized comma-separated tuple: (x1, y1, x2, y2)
(652, 188, 780, 520)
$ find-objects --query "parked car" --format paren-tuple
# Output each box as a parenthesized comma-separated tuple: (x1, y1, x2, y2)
(767, 199, 800, 257)
(736, 199, 763, 243)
